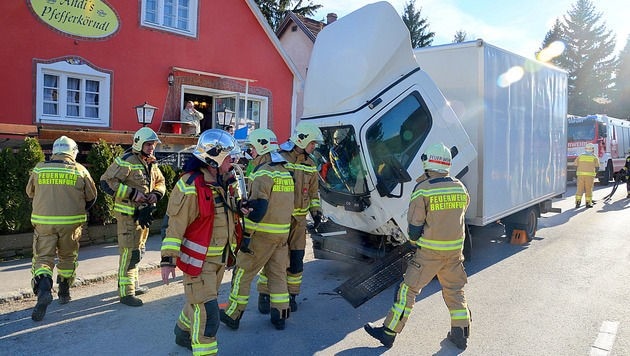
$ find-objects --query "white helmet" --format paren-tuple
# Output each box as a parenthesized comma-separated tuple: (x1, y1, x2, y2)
(193, 129, 240, 168)
(132, 127, 161, 152)
(52, 135, 79, 159)
(291, 122, 324, 149)
(585, 143, 595, 153)
(422, 143, 452, 173)
(246, 128, 279, 155)
(333, 128, 349, 144)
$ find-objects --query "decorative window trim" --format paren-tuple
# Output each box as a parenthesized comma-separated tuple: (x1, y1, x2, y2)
(140, 0, 199, 38)
(35, 59, 111, 128)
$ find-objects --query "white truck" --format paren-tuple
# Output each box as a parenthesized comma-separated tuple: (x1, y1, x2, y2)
(301, 2, 567, 302)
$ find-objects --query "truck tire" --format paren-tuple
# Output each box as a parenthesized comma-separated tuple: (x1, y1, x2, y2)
(599, 161, 612, 186)
(503, 206, 538, 242)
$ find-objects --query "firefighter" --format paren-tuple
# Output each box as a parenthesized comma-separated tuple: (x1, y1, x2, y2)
(161, 129, 242, 354)
(257, 122, 324, 314)
(100, 127, 166, 306)
(623, 149, 630, 198)
(220, 128, 295, 330)
(364, 143, 472, 350)
(26, 136, 98, 321)
(575, 143, 599, 208)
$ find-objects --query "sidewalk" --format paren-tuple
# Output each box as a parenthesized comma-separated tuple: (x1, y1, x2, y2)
(0, 234, 162, 304)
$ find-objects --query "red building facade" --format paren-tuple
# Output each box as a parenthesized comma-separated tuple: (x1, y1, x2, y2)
(1, 0, 299, 144)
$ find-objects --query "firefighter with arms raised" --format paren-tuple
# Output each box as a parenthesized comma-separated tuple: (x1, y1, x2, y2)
(26, 136, 97, 321)
(160, 129, 242, 354)
(257, 122, 324, 313)
(365, 143, 472, 350)
(100, 127, 166, 306)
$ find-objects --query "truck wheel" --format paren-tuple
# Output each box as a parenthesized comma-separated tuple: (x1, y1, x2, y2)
(503, 206, 538, 242)
(523, 208, 538, 242)
(599, 161, 612, 186)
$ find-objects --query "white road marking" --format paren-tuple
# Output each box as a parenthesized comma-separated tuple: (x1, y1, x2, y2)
(590, 320, 619, 356)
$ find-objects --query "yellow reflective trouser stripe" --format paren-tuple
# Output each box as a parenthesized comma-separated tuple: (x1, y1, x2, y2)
(33, 266, 53, 277)
(450, 308, 470, 321)
(162, 237, 182, 252)
(206, 246, 224, 257)
(119, 248, 132, 297)
(386, 283, 411, 331)
(418, 237, 464, 251)
(257, 273, 268, 286)
(270, 293, 289, 304)
(178, 310, 191, 328)
(226, 267, 248, 316)
(31, 214, 87, 225)
(57, 267, 76, 279)
(287, 275, 301, 285)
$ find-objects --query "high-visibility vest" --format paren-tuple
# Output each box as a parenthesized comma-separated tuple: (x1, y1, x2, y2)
(176, 173, 215, 277)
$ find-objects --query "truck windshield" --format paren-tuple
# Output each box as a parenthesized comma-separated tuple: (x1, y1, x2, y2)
(567, 121, 596, 142)
(313, 126, 368, 195)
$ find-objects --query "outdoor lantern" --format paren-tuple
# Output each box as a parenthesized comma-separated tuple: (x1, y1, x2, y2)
(167, 72, 174, 86)
(217, 108, 234, 126)
(135, 102, 158, 127)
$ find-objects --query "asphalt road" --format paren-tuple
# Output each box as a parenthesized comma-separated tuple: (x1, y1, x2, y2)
(0, 181, 628, 355)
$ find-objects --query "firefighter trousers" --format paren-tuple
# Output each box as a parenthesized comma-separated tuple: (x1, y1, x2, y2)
(576, 175, 595, 204)
(384, 248, 470, 333)
(116, 215, 149, 297)
(258, 216, 307, 295)
(177, 260, 225, 355)
(31, 224, 82, 282)
(225, 233, 290, 320)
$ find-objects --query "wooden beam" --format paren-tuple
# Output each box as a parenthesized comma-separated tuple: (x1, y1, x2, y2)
(0, 123, 38, 136)
(38, 128, 198, 146)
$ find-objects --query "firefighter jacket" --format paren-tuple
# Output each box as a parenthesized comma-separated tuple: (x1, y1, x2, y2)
(26, 153, 98, 226)
(161, 168, 238, 267)
(244, 153, 294, 237)
(281, 148, 321, 219)
(408, 171, 469, 251)
(100, 151, 166, 216)
(575, 153, 600, 177)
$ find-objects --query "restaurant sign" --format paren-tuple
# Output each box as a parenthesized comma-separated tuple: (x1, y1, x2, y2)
(28, 0, 120, 39)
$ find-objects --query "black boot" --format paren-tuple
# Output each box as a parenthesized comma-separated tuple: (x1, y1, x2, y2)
(120, 295, 143, 307)
(219, 309, 241, 330)
(174, 325, 192, 350)
(447, 326, 469, 350)
(364, 322, 396, 348)
(289, 294, 298, 312)
(258, 293, 270, 314)
(270, 308, 288, 330)
(57, 276, 71, 305)
(32, 276, 53, 322)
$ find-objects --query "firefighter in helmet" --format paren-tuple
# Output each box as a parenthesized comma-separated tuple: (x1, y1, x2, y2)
(257, 122, 324, 314)
(220, 128, 295, 330)
(100, 127, 166, 306)
(574, 143, 599, 208)
(26, 136, 98, 321)
(161, 129, 242, 353)
(365, 143, 472, 350)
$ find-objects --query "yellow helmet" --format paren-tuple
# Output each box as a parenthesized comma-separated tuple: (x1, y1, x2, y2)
(132, 127, 161, 152)
(52, 135, 79, 159)
(291, 122, 324, 149)
(246, 128, 279, 155)
(422, 143, 452, 173)
(193, 129, 240, 168)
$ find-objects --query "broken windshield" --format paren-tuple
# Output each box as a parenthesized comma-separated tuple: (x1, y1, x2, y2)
(313, 125, 368, 195)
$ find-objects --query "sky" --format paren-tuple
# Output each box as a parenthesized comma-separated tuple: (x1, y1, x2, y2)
(311, 0, 629, 59)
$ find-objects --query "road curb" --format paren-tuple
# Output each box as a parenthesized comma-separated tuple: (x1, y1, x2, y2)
(0, 263, 160, 304)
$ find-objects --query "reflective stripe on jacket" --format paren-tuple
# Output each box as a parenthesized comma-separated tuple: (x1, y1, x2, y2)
(575, 153, 599, 177)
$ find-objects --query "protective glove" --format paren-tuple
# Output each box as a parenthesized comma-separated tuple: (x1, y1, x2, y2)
(240, 234, 253, 254)
(130, 188, 147, 203)
(146, 193, 159, 204)
(312, 211, 323, 229)
(404, 240, 418, 251)
(160, 256, 176, 284)
(136, 204, 156, 229)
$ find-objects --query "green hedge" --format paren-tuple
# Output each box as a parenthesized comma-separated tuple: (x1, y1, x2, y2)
(0, 138, 177, 234)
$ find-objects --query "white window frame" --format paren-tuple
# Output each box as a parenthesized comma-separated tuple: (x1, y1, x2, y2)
(36, 61, 111, 128)
(140, 0, 199, 38)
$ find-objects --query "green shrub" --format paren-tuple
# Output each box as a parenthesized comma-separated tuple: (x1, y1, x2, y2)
(86, 140, 124, 225)
(155, 164, 178, 219)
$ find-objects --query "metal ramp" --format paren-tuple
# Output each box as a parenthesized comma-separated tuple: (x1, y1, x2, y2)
(334, 244, 415, 308)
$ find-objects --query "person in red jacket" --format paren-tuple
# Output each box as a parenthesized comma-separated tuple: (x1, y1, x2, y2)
(161, 129, 242, 354)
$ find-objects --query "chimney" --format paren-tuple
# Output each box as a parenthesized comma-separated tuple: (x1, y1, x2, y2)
(326, 13, 337, 24)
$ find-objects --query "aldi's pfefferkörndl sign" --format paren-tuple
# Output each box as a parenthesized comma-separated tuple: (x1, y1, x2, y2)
(28, 0, 120, 39)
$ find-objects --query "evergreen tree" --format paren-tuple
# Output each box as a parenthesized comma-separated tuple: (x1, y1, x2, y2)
(402, 0, 434, 48)
(453, 30, 468, 43)
(539, 0, 617, 115)
(254, 0, 322, 31)
(537, 18, 565, 60)
(610, 36, 630, 119)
